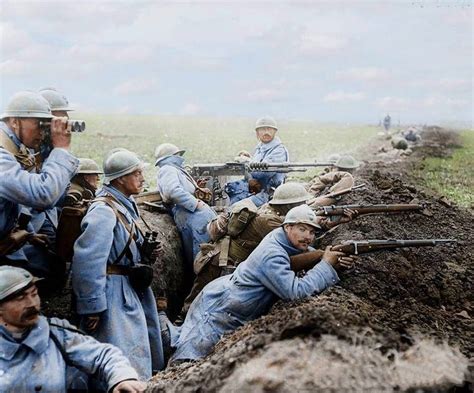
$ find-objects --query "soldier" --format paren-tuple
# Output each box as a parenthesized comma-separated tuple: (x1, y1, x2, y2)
(226, 116, 289, 207)
(163, 205, 356, 363)
(307, 155, 359, 207)
(65, 158, 103, 203)
(0, 91, 78, 268)
(178, 182, 312, 319)
(383, 114, 391, 132)
(72, 149, 165, 380)
(155, 143, 216, 269)
(0, 266, 146, 392)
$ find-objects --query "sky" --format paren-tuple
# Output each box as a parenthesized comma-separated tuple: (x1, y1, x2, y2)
(0, 0, 472, 125)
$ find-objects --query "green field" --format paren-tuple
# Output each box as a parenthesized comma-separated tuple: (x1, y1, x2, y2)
(417, 130, 474, 208)
(71, 114, 378, 188)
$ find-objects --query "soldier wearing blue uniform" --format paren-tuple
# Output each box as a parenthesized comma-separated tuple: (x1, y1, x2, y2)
(0, 266, 146, 392)
(0, 91, 78, 269)
(162, 205, 356, 362)
(226, 116, 289, 207)
(155, 143, 217, 268)
(72, 149, 165, 380)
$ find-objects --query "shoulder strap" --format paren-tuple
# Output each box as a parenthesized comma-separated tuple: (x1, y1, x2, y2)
(0, 128, 40, 172)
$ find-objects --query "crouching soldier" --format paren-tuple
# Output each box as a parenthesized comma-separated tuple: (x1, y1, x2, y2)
(154, 143, 216, 269)
(0, 266, 146, 392)
(72, 149, 165, 381)
(163, 204, 356, 363)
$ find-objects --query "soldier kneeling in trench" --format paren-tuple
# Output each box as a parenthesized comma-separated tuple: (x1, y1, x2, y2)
(160, 204, 356, 363)
(0, 266, 147, 392)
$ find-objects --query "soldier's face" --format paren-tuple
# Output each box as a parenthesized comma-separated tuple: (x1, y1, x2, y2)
(0, 285, 41, 333)
(119, 169, 145, 196)
(285, 223, 316, 251)
(10, 118, 43, 150)
(256, 127, 277, 143)
(84, 174, 101, 190)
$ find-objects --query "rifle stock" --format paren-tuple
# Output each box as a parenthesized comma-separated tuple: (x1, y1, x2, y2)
(290, 249, 324, 272)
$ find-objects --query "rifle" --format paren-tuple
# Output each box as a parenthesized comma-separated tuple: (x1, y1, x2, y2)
(290, 239, 456, 272)
(0, 213, 32, 257)
(314, 203, 423, 216)
(190, 161, 334, 205)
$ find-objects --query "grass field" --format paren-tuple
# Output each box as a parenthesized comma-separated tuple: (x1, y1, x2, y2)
(417, 129, 474, 208)
(71, 114, 379, 188)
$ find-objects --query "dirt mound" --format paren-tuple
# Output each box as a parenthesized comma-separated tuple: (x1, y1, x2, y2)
(149, 128, 473, 392)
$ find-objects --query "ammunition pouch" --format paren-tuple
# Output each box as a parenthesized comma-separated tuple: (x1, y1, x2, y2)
(106, 264, 153, 291)
(194, 187, 213, 204)
(227, 199, 258, 237)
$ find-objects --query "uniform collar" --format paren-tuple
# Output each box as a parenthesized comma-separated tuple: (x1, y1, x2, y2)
(255, 136, 281, 153)
(0, 121, 23, 149)
(271, 227, 302, 256)
(157, 155, 185, 168)
(98, 185, 140, 219)
(0, 316, 49, 360)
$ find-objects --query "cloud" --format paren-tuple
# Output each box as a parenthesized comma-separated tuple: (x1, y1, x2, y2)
(180, 102, 201, 116)
(419, 95, 470, 109)
(408, 78, 472, 93)
(113, 78, 159, 96)
(323, 91, 366, 103)
(298, 33, 348, 55)
(375, 96, 411, 111)
(0, 59, 30, 76)
(247, 88, 286, 103)
(336, 67, 391, 83)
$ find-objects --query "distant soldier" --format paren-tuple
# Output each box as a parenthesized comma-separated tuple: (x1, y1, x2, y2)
(155, 143, 216, 269)
(0, 266, 146, 392)
(164, 205, 356, 363)
(0, 91, 78, 271)
(72, 149, 165, 380)
(226, 116, 289, 207)
(65, 157, 103, 204)
(383, 114, 391, 132)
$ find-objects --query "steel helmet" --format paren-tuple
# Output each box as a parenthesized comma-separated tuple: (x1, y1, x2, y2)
(270, 182, 311, 205)
(77, 158, 103, 174)
(255, 116, 278, 131)
(38, 87, 74, 111)
(0, 266, 42, 302)
(154, 143, 185, 166)
(335, 155, 360, 170)
(103, 149, 147, 184)
(283, 204, 321, 229)
(327, 153, 341, 164)
(1, 91, 53, 120)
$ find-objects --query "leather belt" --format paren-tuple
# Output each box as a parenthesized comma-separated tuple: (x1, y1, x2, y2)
(106, 265, 131, 276)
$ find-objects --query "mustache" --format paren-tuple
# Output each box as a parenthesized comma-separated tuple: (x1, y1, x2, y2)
(21, 307, 40, 320)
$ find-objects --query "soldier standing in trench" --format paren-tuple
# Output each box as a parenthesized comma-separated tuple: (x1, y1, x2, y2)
(72, 149, 165, 385)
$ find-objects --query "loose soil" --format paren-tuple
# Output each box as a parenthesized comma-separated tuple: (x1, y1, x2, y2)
(148, 127, 473, 392)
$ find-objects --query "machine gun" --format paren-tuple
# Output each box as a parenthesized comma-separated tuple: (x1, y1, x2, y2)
(190, 161, 334, 205)
(290, 239, 456, 272)
(314, 203, 424, 216)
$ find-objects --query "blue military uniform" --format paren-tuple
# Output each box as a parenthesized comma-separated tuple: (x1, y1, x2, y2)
(156, 155, 216, 267)
(0, 316, 139, 392)
(72, 184, 165, 379)
(169, 226, 339, 362)
(0, 121, 78, 263)
(227, 136, 289, 207)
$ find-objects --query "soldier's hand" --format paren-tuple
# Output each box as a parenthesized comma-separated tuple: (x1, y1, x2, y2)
(29, 234, 50, 248)
(338, 208, 358, 223)
(196, 200, 205, 210)
(322, 246, 358, 270)
(84, 314, 101, 332)
(50, 116, 72, 149)
(112, 380, 147, 393)
(196, 177, 210, 188)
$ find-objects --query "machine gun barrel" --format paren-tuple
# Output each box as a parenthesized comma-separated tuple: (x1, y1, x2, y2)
(248, 162, 333, 171)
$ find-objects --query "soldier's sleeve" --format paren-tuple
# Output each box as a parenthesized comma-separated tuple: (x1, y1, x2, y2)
(158, 166, 199, 212)
(207, 212, 229, 241)
(0, 148, 78, 209)
(72, 203, 115, 315)
(258, 250, 340, 301)
(50, 318, 139, 390)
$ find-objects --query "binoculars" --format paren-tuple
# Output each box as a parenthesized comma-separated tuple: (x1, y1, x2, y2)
(39, 120, 86, 133)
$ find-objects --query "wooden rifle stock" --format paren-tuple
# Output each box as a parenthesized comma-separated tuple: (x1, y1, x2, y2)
(331, 239, 456, 255)
(290, 249, 324, 272)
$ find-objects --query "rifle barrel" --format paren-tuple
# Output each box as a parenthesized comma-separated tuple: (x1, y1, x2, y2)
(315, 203, 423, 216)
(333, 239, 456, 255)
